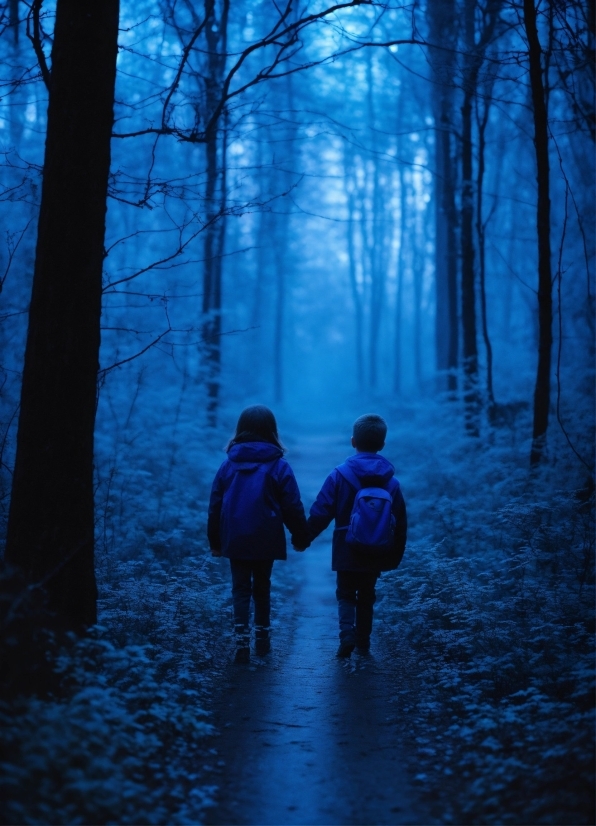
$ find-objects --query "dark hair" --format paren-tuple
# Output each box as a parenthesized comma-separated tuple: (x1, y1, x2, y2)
(226, 405, 285, 452)
(352, 413, 387, 452)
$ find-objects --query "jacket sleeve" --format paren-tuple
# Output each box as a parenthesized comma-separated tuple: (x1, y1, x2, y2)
(277, 461, 310, 549)
(392, 484, 407, 567)
(207, 464, 226, 551)
(306, 471, 338, 541)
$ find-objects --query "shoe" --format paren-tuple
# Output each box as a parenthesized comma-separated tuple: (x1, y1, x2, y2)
(234, 647, 250, 664)
(355, 636, 370, 654)
(255, 637, 271, 656)
(336, 640, 355, 658)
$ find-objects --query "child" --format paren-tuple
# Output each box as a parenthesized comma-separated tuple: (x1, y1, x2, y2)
(307, 414, 407, 658)
(208, 405, 310, 663)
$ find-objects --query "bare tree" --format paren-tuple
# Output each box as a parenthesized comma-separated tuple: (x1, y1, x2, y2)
(426, 0, 459, 393)
(523, 0, 553, 465)
(202, 0, 229, 425)
(5, 0, 120, 627)
(460, 0, 503, 432)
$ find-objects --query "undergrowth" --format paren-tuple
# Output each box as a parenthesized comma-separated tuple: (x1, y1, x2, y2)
(378, 401, 595, 825)
(0, 542, 231, 824)
(0, 392, 593, 824)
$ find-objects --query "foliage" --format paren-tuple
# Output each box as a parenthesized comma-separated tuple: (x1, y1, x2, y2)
(378, 402, 595, 824)
(0, 512, 230, 823)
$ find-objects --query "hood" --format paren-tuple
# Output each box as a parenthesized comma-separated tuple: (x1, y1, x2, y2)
(344, 452, 395, 485)
(227, 440, 283, 470)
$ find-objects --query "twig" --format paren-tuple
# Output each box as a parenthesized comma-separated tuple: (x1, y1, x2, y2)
(26, 0, 51, 90)
(0, 217, 33, 293)
(97, 328, 171, 382)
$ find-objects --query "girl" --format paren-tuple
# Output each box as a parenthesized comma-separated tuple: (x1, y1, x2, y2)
(207, 405, 309, 663)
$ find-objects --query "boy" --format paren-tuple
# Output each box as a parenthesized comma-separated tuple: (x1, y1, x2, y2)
(306, 414, 407, 657)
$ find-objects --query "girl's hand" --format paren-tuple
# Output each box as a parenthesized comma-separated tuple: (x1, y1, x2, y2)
(292, 543, 306, 552)
(211, 548, 222, 558)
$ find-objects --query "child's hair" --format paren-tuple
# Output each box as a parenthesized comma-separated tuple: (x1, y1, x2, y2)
(352, 413, 387, 452)
(226, 404, 285, 452)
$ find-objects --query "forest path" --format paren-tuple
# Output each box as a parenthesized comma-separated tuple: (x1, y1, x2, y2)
(204, 430, 425, 825)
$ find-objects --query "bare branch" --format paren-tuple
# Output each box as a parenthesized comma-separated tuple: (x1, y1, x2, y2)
(97, 328, 172, 382)
(113, 0, 378, 143)
(26, 0, 51, 90)
(0, 217, 34, 294)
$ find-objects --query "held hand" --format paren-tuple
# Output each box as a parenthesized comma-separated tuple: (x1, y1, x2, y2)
(293, 545, 306, 552)
(210, 548, 222, 558)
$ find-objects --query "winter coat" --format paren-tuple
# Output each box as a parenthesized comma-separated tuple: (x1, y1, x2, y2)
(307, 452, 407, 572)
(207, 440, 309, 560)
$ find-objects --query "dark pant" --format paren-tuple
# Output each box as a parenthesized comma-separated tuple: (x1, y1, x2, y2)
(229, 559, 274, 639)
(336, 570, 378, 645)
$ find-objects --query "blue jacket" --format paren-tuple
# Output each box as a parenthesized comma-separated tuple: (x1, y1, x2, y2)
(207, 440, 309, 560)
(307, 452, 407, 572)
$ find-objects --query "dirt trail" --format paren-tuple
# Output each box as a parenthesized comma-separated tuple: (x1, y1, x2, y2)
(204, 432, 425, 825)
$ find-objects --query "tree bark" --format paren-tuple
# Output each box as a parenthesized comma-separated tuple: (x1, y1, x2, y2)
(273, 230, 286, 404)
(272, 73, 297, 403)
(523, 0, 553, 465)
(460, 0, 480, 434)
(413, 211, 423, 388)
(476, 90, 495, 410)
(427, 0, 459, 393)
(345, 177, 365, 389)
(202, 0, 229, 426)
(5, 0, 119, 627)
(202, 131, 226, 425)
(394, 163, 406, 395)
(367, 53, 385, 390)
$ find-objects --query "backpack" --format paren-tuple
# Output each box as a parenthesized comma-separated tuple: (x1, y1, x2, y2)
(220, 459, 284, 553)
(336, 463, 396, 554)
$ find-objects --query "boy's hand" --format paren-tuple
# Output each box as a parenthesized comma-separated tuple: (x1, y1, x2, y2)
(292, 540, 309, 552)
(210, 548, 222, 558)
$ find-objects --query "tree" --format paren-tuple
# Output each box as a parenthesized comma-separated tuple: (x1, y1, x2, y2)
(523, 0, 553, 465)
(426, 0, 459, 393)
(201, 0, 229, 426)
(459, 0, 503, 432)
(5, 0, 120, 626)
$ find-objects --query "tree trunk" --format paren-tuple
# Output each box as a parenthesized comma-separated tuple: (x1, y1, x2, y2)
(273, 232, 286, 404)
(366, 53, 385, 390)
(476, 90, 495, 410)
(523, 0, 553, 465)
(346, 184, 365, 389)
(460, 0, 480, 434)
(202, 132, 226, 425)
(272, 73, 297, 403)
(202, 0, 229, 426)
(5, 0, 119, 628)
(413, 213, 423, 388)
(427, 0, 459, 393)
(394, 163, 406, 395)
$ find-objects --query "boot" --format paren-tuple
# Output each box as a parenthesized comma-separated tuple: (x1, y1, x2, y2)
(255, 626, 271, 656)
(337, 630, 356, 658)
(355, 632, 370, 654)
(234, 624, 250, 664)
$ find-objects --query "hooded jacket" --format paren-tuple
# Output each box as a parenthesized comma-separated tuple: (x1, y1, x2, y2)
(207, 440, 309, 560)
(307, 452, 407, 572)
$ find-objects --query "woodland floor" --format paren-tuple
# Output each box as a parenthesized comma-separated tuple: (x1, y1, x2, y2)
(1, 401, 593, 825)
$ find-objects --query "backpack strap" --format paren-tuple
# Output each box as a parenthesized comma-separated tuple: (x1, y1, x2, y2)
(336, 463, 362, 491)
(337, 463, 400, 496)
